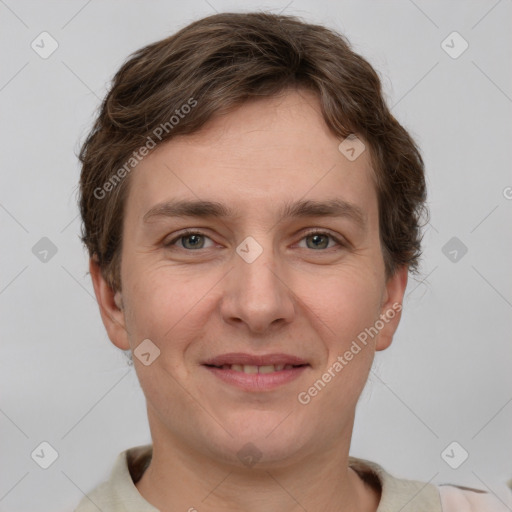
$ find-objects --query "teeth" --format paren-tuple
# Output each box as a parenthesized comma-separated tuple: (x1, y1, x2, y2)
(222, 364, 295, 373)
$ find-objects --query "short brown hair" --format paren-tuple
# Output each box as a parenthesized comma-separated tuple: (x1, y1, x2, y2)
(78, 11, 427, 293)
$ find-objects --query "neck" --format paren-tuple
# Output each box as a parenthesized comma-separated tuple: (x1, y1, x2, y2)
(135, 415, 380, 512)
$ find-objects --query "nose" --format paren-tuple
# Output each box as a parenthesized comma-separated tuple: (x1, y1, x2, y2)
(220, 240, 296, 335)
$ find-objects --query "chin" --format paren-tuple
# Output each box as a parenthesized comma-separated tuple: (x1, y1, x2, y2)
(201, 415, 312, 468)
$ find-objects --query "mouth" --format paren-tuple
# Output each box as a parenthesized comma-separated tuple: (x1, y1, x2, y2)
(204, 363, 306, 373)
(202, 353, 310, 392)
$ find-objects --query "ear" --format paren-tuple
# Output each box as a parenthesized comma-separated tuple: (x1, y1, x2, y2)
(375, 265, 408, 351)
(89, 256, 130, 351)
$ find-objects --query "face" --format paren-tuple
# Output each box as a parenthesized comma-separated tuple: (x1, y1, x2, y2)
(91, 89, 407, 468)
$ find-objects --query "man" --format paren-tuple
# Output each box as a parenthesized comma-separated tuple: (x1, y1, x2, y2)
(75, 11, 508, 511)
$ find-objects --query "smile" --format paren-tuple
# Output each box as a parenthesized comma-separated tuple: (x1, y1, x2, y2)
(202, 353, 310, 392)
(207, 363, 303, 373)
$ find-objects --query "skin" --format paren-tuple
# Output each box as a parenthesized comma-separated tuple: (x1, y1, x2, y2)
(90, 88, 408, 512)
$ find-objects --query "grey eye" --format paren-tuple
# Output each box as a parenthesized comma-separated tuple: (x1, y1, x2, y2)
(180, 233, 206, 249)
(306, 233, 330, 249)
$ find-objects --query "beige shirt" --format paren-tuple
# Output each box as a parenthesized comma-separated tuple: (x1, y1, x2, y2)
(74, 444, 511, 511)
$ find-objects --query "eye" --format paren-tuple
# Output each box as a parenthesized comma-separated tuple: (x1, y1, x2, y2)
(164, 230, 215, 250)
(164, 229, 346, 252)
(298, 230, 345, 250)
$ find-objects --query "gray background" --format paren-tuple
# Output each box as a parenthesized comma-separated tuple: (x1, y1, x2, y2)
(1, 1, 511, 511)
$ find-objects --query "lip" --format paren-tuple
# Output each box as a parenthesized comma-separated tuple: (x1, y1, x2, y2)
(202, 353, 310, 392)
(203, 365, 309, 392)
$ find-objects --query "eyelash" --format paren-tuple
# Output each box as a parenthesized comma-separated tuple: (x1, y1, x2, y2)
(164, 229, 346, 251)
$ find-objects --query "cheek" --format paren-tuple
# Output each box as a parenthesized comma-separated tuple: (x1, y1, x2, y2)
(122, 265, 214, 356)
(122, 271, 202, 407)
(303, 273, 380, 410)
(305, 267, 383, 339)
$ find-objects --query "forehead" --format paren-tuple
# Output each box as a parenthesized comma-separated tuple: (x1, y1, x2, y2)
(125, 89, 377, 224)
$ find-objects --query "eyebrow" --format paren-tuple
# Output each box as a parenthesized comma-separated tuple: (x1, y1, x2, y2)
(142, 198, 366, 229)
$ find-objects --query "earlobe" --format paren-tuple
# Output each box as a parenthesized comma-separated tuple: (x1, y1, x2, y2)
(89, 257, 130, 351)
(375, 265, 408, 352)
